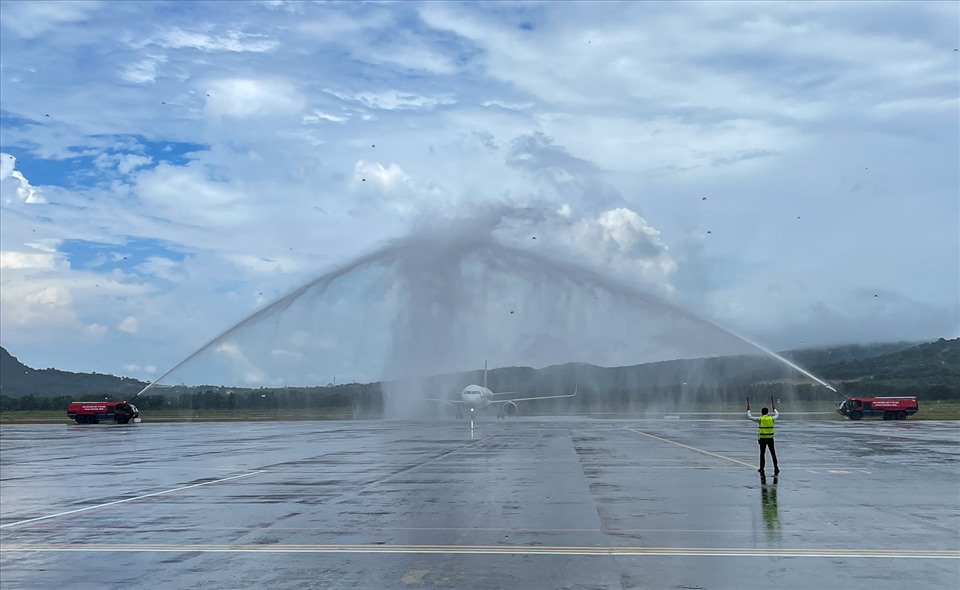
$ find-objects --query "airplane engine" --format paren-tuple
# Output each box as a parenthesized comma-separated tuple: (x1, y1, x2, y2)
(500, 402, 518, 418)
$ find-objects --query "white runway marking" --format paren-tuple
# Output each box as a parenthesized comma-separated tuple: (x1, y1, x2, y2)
(1, 543, 956, 560)
(0, 471, 265, 530)
(623, 428, 756, 469)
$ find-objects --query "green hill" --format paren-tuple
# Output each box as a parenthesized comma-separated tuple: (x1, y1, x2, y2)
(814, 338, 960, 398)
(0, 347, 147, 397)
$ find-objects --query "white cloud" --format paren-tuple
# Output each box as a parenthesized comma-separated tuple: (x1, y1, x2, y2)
(327, 89, 456, 111)
(136, 256, 183, 282)
(120, 55, 167, 84)
(150, 28, 278, 53)
(354, 160, 410, 191)
(303, 110, 348, 124)
(135, 162, 251, 225)
(569, 208, 678, 289)
(0, 251, 65, 270)
(24, 240, 61, 253)
(215, 341, 267, 384)
(0, 154, 45, 204)
(0, 0, 102, 39)
(364, 33, 460, 75)
(0, 277, 76, 328)
(481, 100, 534, 111)
(117, 316, 140, 333)
(94, 153, 153, 175)
(118, 154, 153, 175)
(205, 78, 305, 118)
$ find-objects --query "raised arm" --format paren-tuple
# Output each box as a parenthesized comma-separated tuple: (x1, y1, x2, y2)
(772, 409, 779, 421)
(746, 410, 759, 423)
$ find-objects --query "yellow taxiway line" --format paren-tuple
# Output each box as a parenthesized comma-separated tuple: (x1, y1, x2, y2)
(1, 543, 956, 559)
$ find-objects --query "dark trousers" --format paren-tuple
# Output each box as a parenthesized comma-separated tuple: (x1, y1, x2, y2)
(759, 439, 778, 471)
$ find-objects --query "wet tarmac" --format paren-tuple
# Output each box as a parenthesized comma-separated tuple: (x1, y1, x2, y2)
(1, 417, 958, 589)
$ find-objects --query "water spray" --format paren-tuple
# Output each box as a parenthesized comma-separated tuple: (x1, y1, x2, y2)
(132, 210, 841, 405)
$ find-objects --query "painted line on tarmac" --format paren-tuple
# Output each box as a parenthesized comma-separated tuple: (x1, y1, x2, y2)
(1, 543, 957, 559)
(623, 428, 755, 469)
(0, 471, 265, 530)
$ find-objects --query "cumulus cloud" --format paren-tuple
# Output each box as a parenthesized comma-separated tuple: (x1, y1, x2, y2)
(570, 208, 678, 288)
(0, 278, 76, 328)
(0, 154, 45, 205)
(0, 251, 65, 270)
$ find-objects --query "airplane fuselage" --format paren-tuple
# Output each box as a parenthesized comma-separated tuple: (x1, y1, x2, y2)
(461, 385, 493, 412)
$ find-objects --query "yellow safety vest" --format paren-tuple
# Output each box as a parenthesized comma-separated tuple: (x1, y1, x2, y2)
(759, 415, 775, 439)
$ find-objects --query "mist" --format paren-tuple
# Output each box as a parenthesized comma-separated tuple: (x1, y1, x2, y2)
(136, 206, 845, 418)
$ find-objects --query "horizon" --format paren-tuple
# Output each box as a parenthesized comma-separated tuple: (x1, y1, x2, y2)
(2, 337, 944, 387)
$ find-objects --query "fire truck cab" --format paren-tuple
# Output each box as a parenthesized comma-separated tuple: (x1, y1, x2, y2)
(837, 397, 918, 421)
(67, 401, 141, 424)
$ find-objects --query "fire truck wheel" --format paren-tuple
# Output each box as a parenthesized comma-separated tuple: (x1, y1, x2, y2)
(75, 417, 84, 424)
(897, 411, 907, 420)
(883, 411, 893, 420)
(849, 411, 863, 421)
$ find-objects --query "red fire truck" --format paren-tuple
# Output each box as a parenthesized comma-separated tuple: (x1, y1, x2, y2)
(836, 396, 918, 421)
(67, 401, 141, 424)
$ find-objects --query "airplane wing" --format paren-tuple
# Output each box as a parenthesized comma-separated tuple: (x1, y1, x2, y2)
(422, 398, 465, 404)
(489, 391, 518, 396)
(489, 386, 578, 404)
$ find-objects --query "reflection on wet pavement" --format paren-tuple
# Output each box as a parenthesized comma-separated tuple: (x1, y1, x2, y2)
(1, 418, 958, 589)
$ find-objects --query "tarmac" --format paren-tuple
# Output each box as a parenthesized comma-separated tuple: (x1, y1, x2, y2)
(1, 417, 958, 589)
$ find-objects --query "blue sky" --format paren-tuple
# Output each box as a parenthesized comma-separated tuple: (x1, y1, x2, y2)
(0, 1, 957, 385)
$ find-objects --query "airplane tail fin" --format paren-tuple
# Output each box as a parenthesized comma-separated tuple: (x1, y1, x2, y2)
(483, 360, 488, 389)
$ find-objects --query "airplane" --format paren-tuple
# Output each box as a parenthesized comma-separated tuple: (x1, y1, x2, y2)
(425, 362, 578, 419)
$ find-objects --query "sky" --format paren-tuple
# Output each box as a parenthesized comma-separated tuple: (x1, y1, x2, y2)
(0, 0, 958, 385)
